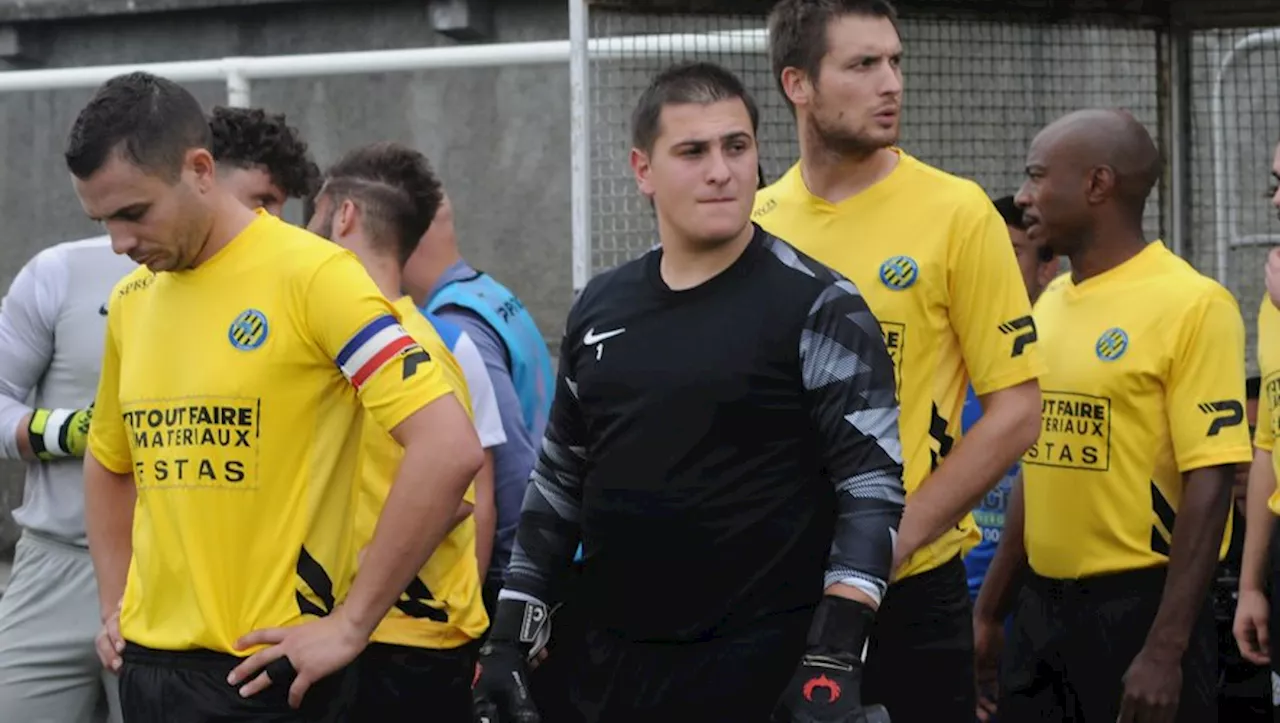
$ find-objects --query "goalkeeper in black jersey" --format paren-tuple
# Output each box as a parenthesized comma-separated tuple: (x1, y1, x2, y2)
(471, 61, 905, 723)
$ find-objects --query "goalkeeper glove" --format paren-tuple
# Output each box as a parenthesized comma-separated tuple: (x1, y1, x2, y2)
(472, 594, 550, 723)
(28, 404, 93, 460)
(773, 595, 891, 723)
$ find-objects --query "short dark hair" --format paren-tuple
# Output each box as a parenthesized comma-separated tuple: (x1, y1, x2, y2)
(631, 61, 760, 154)
(65, 71, 212, 181)
(768, 0, 900, 111)
(209, 106, 321, 200)
(993, 195, 1027, 230)
(319, 142, 443, 265)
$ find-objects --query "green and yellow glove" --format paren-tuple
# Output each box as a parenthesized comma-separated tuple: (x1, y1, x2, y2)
(28, 403, 93, 460)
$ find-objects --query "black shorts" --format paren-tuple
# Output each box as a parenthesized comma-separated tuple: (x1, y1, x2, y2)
(563, 608, 810, 723)
(119, 643, 355, 723)
(1001, 566, 1216, 723)
(862, 554, 975, 723)
(353, 641, 478, 723)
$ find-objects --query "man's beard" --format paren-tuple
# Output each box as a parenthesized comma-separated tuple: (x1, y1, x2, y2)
(809, 110, 897, 159)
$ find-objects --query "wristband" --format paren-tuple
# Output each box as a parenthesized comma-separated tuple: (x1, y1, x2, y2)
(807, 595, 876, 656)
(489, 594, 551, 660)
(28, 407, 82, 459)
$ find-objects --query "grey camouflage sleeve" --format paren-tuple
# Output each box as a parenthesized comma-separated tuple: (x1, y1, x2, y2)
(800, 278, 907, 604)
(499, 332, 585, 607)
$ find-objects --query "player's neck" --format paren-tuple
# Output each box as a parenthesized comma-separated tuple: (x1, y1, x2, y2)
(657, 222, 754, 291)
(369, 261, 405, 304)
(797, 128, 898, 204)
(190, 195, 259, 269)
(1068, 229, 1147, 283)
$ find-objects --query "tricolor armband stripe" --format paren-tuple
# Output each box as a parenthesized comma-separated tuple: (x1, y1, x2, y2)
(336, 315, 418, 389)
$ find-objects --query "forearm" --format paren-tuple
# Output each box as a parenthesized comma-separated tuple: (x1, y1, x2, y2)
(1145, 465, 1233, 654)
(825, 466, 904, 607)
(13, 412, 33, 461)
(345, 430, 481, 636)
(502, 461, 584, 606)
(452, 502, 474, 530)
(473, 450, 496, 576)
(974, 475, 1027, 622)
(83, 453, 135, 617)
(899, 388, 1038, 556)
(1240, 450, 1276, 592)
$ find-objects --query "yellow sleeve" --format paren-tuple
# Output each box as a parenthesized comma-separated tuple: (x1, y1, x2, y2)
(305, 253, 453, 433)
(87, 308, 131, 474)
(1255, 304, 1275, 452)
(947, 196, 1047, 396)
(1167, 287, 1253, 471)
(1256, 380, 1275, 452)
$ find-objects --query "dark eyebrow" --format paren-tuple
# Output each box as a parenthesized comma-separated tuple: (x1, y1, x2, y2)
(673, 131, 753, 149)
(91, 202, 150, 224)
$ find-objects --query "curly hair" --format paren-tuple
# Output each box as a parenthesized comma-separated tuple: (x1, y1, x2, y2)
(209, 106, 321, 200)
(320, 142, 444, 264)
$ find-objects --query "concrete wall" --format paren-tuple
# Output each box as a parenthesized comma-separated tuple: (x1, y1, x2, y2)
(0, 0, 575, 548)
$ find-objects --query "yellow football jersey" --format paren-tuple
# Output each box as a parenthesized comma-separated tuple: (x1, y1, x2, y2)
(1023, 242, 1251, 579)
(1253, 295, 1280, 513)
(359, 296, 489, 649)
(754, 151, 1046, 579)
(88, 211, 454, 654)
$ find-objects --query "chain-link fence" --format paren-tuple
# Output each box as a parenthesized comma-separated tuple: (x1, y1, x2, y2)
(581, 1, 1280, 371)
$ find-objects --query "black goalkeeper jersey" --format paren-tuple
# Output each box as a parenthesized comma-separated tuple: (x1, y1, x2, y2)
(506, 225, 905, 642)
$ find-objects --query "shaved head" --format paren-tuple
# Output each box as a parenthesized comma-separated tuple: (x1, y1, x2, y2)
(1035, 108, 1160, 218)
(1016, 109, 1160, 257)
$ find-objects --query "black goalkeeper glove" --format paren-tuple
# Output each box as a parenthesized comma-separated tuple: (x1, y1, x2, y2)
(472, 595, 551, 723)
(773, 596, 891, 723)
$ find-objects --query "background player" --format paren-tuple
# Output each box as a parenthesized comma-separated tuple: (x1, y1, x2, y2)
(1234, 137, 1280, 703)
(70, 71, 483, 721)
(967, 194, 1058, 722)
(306, 141, 489, 722)
(474, 60, 904, 723)
(403, 189, 552, 617)
(978, 108, 1248, 723)
(755, 2, 1045, 719)
(1215, 376, 1272, 720)
(0, 100, 321, 723)
(209, 105, 321, 217)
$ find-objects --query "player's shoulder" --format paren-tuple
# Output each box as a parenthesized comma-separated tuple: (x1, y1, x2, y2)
(109, 264, 158, 303)
(570, 252, 649, 317)
(1038, 271, 1072, 303)
(21, 234, 111, 275)
(752, 164, 798, 218)
(1148, 243, 1238, 312)
(897, 153, 992, 210)
(758, 228, 868, 307)
(1258, 293, 1280, 324)
(257, 216, 348, 269)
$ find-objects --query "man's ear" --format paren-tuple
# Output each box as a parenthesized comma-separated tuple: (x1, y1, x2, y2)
(631, 147, 654, 199)
(1085, 165, 1116, 206)
(188, 148, 216, 193)
(335, 198, 360, 239)
(781, 66, 814, 109)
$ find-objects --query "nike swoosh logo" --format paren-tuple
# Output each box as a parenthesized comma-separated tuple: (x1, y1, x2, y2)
(98, 303, 108, 316)
(583, 327, 625, 345)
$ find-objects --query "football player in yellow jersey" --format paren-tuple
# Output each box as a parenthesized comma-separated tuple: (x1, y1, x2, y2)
(1235, 140, 1280, 678)
(306, 141, 490, 722)
(68, 72, 484, 722)
(756, 1, 1045, 719)
(208, 105, 321, 217)
(975, 109, 1250, 723)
